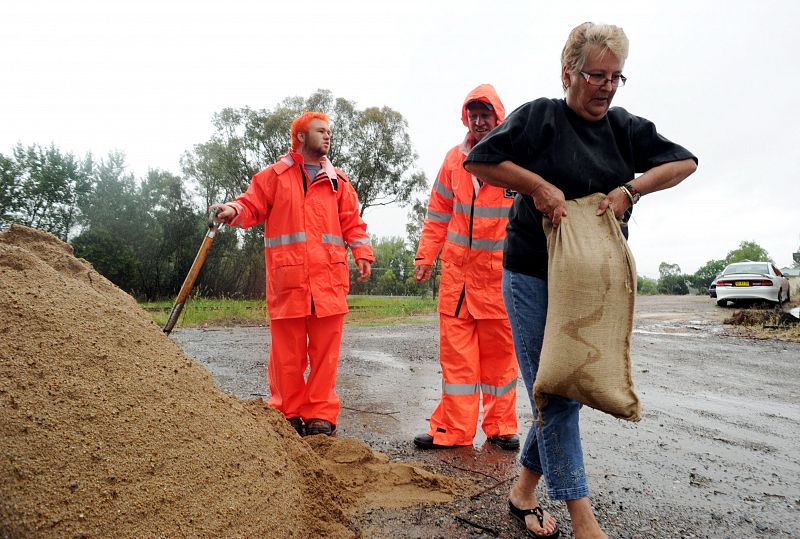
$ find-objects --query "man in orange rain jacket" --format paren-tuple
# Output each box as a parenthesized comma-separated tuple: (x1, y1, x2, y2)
(413, 84, 519, 450)
(212, 111, 374, 437)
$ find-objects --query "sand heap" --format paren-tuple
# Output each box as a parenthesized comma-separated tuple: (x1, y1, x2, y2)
(0, 225, 464, 538)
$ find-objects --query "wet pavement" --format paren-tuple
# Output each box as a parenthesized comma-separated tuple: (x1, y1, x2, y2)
(170, 295, 800, 538)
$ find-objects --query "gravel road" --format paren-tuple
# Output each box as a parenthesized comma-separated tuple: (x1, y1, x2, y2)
(170, 295, 800, 538)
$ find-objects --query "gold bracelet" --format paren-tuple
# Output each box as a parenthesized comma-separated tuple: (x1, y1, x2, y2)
(618, 185, 634, 205)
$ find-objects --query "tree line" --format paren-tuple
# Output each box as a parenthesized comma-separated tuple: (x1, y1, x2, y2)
(1, 90, 433, 300)
(637, 240, 780, 295)
(2, 89, 784, 301)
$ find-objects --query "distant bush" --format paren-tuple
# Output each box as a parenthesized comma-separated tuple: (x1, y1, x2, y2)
(637, 276, 659, 295)
(658, 274, 690, 295)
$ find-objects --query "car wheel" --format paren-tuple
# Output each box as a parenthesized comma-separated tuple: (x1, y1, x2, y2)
(716, 299, 727, 307)
(777, 290, 784, 306)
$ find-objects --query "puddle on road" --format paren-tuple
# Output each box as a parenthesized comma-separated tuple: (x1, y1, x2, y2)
(633, 319, 724, 337)
(639, 386, 800, 454)
(347, 349, 407, 370)
(633, 328, 708, 338)
(644, 386, 800, 421)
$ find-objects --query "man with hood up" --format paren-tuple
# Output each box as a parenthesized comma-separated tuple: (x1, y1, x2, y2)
(413, 85, 519, 450)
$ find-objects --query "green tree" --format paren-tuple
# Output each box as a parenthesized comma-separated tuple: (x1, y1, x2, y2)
(345, 106, 427, 215)
(361, 236, 407, 295)
(376, 268, 400, 295)
(0, 143, 91, 240)
(404, 196, 440, 297)
(180, 107, 268, 209)
(73, 152, 144, 293)
(181, 90, 428, 299)
(78, 151, 140, 232)
(657, 261, 689, 295)
(348, 235, 431, 296)
(137, 169, 203, 299)
(637, 275, 659, 295)
(688, 258, 726, 293)
(724, 241, 771, 264)
(0, 152, 20, 223)
(71, 228, 139, 290)
(373, 236, 409, 280)
(182, 89, 427, 215)
(405, 197, 427, 251)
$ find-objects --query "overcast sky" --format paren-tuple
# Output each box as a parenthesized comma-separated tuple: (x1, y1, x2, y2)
(2, 0, 798, 277)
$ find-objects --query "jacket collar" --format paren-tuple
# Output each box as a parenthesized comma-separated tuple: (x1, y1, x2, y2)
(281, 150, 339, 192)
(458, 134, 475, 156)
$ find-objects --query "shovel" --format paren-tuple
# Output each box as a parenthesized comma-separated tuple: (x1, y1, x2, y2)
(163, 209, 223, 334)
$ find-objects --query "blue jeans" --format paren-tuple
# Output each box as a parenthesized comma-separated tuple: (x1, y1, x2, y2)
(502, 269, 589, 501)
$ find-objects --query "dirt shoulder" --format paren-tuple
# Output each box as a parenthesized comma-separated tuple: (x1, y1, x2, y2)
(172, 295, 800, 538)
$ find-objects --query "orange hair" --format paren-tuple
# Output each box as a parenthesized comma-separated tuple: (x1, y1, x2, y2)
(290, 111, 330, 150)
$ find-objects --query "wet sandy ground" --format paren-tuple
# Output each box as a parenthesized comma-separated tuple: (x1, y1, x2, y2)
(170, 295, 800, 538)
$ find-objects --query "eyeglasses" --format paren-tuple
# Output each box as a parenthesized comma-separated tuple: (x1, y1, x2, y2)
(579, 71, 627, 87)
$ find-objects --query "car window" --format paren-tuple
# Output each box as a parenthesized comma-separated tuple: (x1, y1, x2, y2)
(722, 263, 770, 275)
(773, 266, 783, 276)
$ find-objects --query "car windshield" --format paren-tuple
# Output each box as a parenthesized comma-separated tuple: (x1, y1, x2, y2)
(722, 263, 770, 276)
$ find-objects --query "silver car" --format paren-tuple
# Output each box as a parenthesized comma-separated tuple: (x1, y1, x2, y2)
(715, 261, 791, 307)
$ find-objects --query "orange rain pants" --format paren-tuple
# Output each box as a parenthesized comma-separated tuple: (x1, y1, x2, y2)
(428, 313, 518, 446)
(267, 313, 345, 424)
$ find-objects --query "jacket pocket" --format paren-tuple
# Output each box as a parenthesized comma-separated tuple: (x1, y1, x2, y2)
(270, 249, 305, 290)
(327, 246, 349, 287)
(490, 250, 504, 271)
(440, 242, 466, 266)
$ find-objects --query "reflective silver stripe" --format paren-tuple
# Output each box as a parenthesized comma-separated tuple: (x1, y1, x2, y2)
(446, 231, 504, 251)
(426, 209, 452, 223)
(322, 234, 346, 247)
(453, 201, 471, 215)
(452, 201, 509, 218)
(442, 381, 481, 395)
(472, 206, 510, 218)
(446, 230, 470, 247)
(471, 238, 505, 251)
(348, 237, 372, 247)
(265, 232, 306, 248)
(481, 379, 516, 397)
(433, 180, 454, 200)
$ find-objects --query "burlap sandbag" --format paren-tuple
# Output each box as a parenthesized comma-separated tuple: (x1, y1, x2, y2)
(533, 192, 640, 421)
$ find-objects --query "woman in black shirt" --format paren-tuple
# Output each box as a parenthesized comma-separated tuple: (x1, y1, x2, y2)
(465, 22, 697, 539)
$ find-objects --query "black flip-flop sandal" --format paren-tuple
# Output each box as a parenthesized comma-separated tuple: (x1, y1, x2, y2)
(508, 500, 561, 538)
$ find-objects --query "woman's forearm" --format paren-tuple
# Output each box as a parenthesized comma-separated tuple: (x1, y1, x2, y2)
(630, 158, 697, 197)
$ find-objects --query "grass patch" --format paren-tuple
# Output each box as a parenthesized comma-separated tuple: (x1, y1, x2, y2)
(143, 298, 267, 328)
(344, 296, 437, 325)
(143, 295, 437, 329)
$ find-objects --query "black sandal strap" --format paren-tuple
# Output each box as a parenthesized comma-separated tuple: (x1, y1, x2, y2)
(508, 501, 561, 539)
(509, 501, 545, 524)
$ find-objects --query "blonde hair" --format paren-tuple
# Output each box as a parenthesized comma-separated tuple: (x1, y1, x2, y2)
(561, 22, 629, 90)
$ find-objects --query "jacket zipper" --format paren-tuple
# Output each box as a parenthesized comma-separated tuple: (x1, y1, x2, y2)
(454, 188, 477, 318)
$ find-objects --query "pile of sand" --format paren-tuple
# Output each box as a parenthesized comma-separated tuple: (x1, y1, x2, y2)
(0, 225, 464, 538)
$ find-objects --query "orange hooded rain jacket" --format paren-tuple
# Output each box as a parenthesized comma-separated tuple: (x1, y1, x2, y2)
(415, 84, 512, 319)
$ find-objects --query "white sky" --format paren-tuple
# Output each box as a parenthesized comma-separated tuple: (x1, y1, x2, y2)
(2, 0, 799, 277)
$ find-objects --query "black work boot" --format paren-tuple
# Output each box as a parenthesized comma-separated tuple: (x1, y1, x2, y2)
(304, 418, 336, 436)
(286, 417, 305, 436)
(413, 433, 455, 449)
(488, 434, 520, 450)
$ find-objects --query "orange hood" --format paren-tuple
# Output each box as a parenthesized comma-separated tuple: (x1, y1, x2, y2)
(461, 83, 505, 127)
